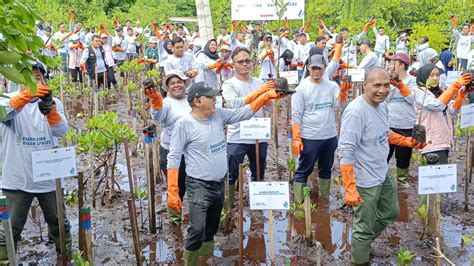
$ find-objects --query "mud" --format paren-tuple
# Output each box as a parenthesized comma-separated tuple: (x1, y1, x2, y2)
(11, 93, 474, 265)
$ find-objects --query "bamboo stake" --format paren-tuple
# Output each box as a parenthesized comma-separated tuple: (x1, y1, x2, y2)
(55, 179, 67, 266)
(269, 209, 275, 265)
(80, 207, 93, 263)
(153, 138, 162, 184)
(256, 139, 261, 181)
(145, 140, 156, 233)
(78, 172, 85, 252)
(0, 196, 17, 265)
(304, 188, 312, 246)
(124, 140, 136, 199)
(432, 237, 455, 266)
(128, 198, 141, 266)
(238, 164, 244, 265)
(273, 99, 282, 179)
(465, 131, 471, 212)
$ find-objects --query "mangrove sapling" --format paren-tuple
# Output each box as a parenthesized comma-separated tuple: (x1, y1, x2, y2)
(134, 185, 147, 229)
(397, 246, 416, 266)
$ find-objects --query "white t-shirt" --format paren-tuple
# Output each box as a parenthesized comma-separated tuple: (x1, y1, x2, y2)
(53, 31, 69, 54)
(453, 30, 473, 60)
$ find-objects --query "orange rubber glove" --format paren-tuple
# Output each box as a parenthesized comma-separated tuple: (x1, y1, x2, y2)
(46, 105, 63, 126)
(79, 63, 87, 73)
(239, 23, 250, 33)
(207, 60, 223, 70)
(338, 82, 352, 102)
(144, 58, 157, 64)
(143, 86, 163, 109)
(167, 168, 182, 214)
(186, 70, 198, 78)
(279, 30, 289, 38)
(318, 26, 324, 36)
(69, 42, 81, 49)
(292, 124, 303, 156)
(452, 89, 469, 110)
(332, 42, 343, 61)
(10, 84, 51, 110)
(390, 78, 411, 97)
(438, 73, 471, 105)
(243, 81, 276, 104)
(318, 17, 325, 25)
(341, 163, 363, 206)
(69, 9, 75, 21)
(338, 60, 354, 70)
(450, 15, 457, 29)
(135, 58, 146, 64)
(249, 89, 284, 112)
(303, 22, 312, 33)
(152, 21, 161, 39)
(114, 16, 119, 27)
(231, 21, 237, 32)
(284, 18, 289, 28)
(112, 46, 124, 52)
(363, 22, 372, 33)
(388, 132, 426, 149)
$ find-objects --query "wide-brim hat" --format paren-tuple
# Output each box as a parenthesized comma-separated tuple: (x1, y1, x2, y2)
(162, 70, 190, 92)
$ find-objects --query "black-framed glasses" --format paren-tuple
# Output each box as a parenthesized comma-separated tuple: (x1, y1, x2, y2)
(236, 59, 251, 65)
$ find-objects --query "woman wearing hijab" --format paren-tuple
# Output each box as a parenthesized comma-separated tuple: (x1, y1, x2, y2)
(436, 50, 455, 88)
(195, 39, 221, 89)
(413, 64, 471, 164)
(278, 49, 295, 72)
(158, 38, 173, 75)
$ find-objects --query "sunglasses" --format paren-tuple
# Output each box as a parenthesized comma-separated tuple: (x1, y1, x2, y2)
(236, 59, 251, 65)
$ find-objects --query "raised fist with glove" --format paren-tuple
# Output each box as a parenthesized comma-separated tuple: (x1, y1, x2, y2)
(390, 77, 411, 97)
(438, 72, 471, 105)
(10, 84, 51, 110)
(143, 84, 163, 110)
(69, 9, 75, 21)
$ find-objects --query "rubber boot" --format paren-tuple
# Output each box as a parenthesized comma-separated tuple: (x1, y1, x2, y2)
(199, 240, 214, 256)
(396, 168, 410, 188)
(183, 248, 199, 266)
(293, 182, 305, 204)
(227, 183, 236, 208)
(0, 244, 8, 265)
(167, 207, 182, 226)
(54, 230, 73, 260)
(351, 239, 371, 265)
(318, 178, 331, 198)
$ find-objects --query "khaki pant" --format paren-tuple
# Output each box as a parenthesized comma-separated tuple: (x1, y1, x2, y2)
(351, 175, 399, 264)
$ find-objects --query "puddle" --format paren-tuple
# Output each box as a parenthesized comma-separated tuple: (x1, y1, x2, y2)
(441, 216, 463, 248)
(94, 231, 126, 244)
(142, 239, 180, 264)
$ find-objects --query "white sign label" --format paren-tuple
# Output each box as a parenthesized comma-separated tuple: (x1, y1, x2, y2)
(445, 71, 462, 87)
(460, 103, 474, 129)
(347, 69, 365, 82)
(418, 164, 457, 195)
(279, 71, 299, 85)
(32, 147, 77, 182)
(240, 117, 271, 140)
(231, 0, 305, 21)
(249, 182, 290, 210)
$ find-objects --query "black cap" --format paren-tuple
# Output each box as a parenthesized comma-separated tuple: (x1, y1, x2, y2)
(43, 25, 52, 32)
(359, 38, 371, 46)
(143, 79, 155, 89)
(115, 26, 123, 32)
(187, 82, 221, 102)
(307, 54, 326, 68)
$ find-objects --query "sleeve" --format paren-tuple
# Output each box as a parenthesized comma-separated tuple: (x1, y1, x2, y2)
(219, 106, 256, 125)
(323, 24, 331, 35)
(372, 27, 379, 37)
(452, 28, 461, 40)
(357, 54, 371, 69)
(189, 54, 198, 72)
(80, 49, 89, 64)
(413, 89, 447, 112)
(163, 58, 172, 74)
(0, 94, 20, 122)
(69, 21, 74, 33)
(278, 58, 286, 72)
(150, 101, 170, 122)
(49, 98, 68, 137)
(196, 53, 210, 71)
(385, 36, 390, 51)
(167, 120, 187, 169)
(323, 60, 339, 80)
(221, 80, 246, 108)
(338, 109, 364, 165)
(290, 86, 304, 125)
(357, 31, 366, 40)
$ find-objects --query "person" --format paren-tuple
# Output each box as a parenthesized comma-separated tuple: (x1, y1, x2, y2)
(450, 15, 472, 70)
(40, 25, 56, 79)
(358, 38, 381, 70)
(112, 26, 128, 71)
(124, 27, 138, 60)
(80, 35, 108, 89)
(221, 47, 275, 206)
(84, 27, 95, 46)
(415, 36, 430, 53)
(0, 62, 71, 262)
(436, 50, 455, 88)
(413, 64, 472, 164)
(218, 44, 234, 82)
(295, 32, 313, 81)
(98, 30, 118, 89)
(217, 25, 231, 47)
(315, 36, 328, 63)
(385, 53, 418, 187)
(195, 39, 221, 89)
(67, 33, 85, 89)
(166, 81, 285, 265)
(53, 22, 74, 72)
(286, 29, 300, 54)
(230, 22, 247, 51)
(138, 37, 159, 70)
(395, 33, 409, 54)
(371, 25, 390, 60)
(258, 34, 278, 80)
(279, 49, 296, 72)
(338, 67, 426, 265)
(163, 37, 198, 79)
(291, 54, 351, 202)
(143, 70, 191, 225)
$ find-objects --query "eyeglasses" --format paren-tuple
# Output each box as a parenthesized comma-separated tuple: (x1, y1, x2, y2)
(236, 59, 251, 65)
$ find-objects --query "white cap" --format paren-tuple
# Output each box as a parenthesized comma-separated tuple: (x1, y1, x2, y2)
(70, 34, 79, 41)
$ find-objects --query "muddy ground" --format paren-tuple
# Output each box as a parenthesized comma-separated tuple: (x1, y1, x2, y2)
(10, 93, 474, 265)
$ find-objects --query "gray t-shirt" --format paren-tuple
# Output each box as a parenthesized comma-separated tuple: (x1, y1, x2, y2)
(167, 105, 255, 181)
(386, 75, 417, 129)
(338, 96, 390, 188)
(164, 53, 197, 75)
(291, 77, 344, 140)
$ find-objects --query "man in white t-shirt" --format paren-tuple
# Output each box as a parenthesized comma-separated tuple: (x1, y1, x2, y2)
(295, 32, 313, 81)
(372, 26, 390, 60)
(358, 38, 381, 70)
(450, 15, 473, 70)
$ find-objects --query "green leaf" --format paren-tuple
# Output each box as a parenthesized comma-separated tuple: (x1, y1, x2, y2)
(0, 51, 22, 64)
(0, 106, 7, 120)
(3, 27, 20, 35)
(0, 66, 25, 84)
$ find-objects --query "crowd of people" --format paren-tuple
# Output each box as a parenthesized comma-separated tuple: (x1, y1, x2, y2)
(0, 9, 473, 265)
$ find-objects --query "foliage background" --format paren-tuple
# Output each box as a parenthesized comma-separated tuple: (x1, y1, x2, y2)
(21, 0, 473, 52)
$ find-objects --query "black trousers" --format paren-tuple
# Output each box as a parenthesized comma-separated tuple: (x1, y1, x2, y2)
(159, 145, 187, 200)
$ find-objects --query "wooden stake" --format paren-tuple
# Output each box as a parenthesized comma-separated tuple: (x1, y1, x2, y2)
(465, 131, 471, 212)
(304, 189, 312, 246)
(238, 164, 244, 265)
(145, 141, 156, 233)
(55, 179, 67, 266)
(272, 99, 282, 179)
(128, 198, 142, 266)
(153, 138, 162, 184)
(78, 172, 85, 252)
(0, 196, 17, 265)
(80, 207, 93, 263)
(255, 139, 261, 181)
(269, 209, 275, 265)
(124, 141, 136, 198)
(432, 237, 455, 266)
(88, 147, 96, 208)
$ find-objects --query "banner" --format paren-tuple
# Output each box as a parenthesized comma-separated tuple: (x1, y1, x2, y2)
(231, 0, 305, 21)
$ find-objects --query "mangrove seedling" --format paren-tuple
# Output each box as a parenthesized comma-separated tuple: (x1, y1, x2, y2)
(397, 246, 416, 266)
